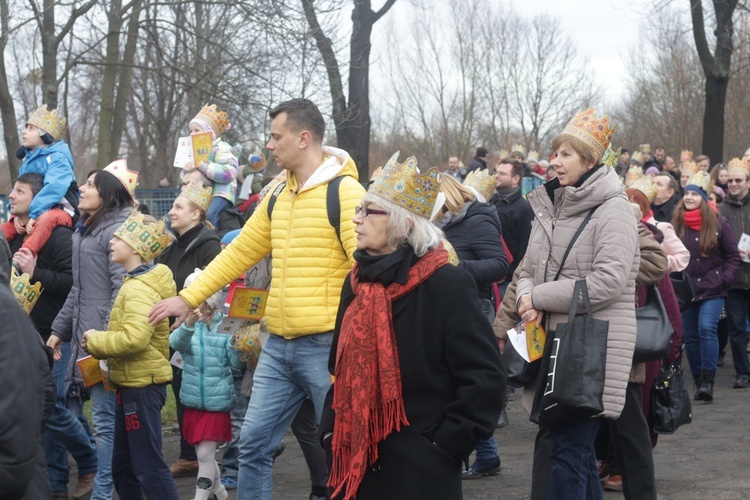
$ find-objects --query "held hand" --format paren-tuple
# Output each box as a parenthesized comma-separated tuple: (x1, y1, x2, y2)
(518, 293, 543, 326)
(148, 296, 191, 329)
(13, 217, 26, 235)
(47, 334, 62, 361)
(185, 308, 201, 328)
(183, 162, 195, 172)
(25, 218, 36, 235)
(12, 248, 37, 276)
(81, 329, 95, 353)
(198, 161, 208, 171)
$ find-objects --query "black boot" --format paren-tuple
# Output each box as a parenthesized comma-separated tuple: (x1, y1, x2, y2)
(696, 371, 715, 402)
(692, 373, 702, 400)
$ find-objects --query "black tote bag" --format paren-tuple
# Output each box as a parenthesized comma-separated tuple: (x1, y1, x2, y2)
(669, 271, 696, 312)
(652, 365, 692, 434)
(633, 285, 673, 363)
(537, 280, 609, 427)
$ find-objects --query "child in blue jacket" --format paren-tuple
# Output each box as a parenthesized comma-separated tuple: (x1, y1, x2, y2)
(169, 268, 242, 500)
(3, 105, 78, 256)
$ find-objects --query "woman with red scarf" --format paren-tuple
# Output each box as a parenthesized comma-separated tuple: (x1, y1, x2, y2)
(673, 171, 740, 401)
(319, 153, 506, 500)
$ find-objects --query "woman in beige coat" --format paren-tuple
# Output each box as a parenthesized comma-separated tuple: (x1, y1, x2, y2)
(516, 109, 640, 500)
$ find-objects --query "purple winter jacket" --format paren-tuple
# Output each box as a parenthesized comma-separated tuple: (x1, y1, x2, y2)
(680, 215, 740, 301)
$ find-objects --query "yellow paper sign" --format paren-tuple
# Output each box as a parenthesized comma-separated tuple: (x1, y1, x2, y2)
(191, 132, 213, 167)
(525, 321, 546, 362)
(77, 355, 104, 387)
(228, 287, 269, 320)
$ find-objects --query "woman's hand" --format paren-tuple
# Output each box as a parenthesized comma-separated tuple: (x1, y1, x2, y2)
(518, 293, 543, 326)
(47, 334, 62, 360)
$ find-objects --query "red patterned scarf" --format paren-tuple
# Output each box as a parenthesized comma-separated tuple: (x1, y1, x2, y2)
(329, 247, 449, 500)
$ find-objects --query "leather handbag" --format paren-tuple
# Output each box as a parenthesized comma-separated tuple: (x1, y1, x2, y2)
(536, 280, 609, 427)
(633, 285, 673, 363)
(652, 364, 692, 434)
(669, 271, 696, 312)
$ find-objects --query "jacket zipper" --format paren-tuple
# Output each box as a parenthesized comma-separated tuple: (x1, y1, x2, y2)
(199, 323, 205, 409)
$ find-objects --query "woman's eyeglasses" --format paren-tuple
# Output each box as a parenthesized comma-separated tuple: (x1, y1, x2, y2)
(355, 206, 388, 217)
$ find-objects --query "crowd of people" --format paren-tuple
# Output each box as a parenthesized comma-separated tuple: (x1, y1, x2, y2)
(2, 97, 750, 500)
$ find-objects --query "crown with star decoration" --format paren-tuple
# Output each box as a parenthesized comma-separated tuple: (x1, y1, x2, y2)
(27, 104, 67, 141)
(113, 212, 172, 262)
(462, 169, 495, 202)
(180, 181, 213, 212)
(369, 151, 440, 217)
(561, 108, 615, 160)
(104, 159, 139, 195)
(10, 268, 43, 314)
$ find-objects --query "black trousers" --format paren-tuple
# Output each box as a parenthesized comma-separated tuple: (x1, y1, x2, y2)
(531, 383, 655, 500)
(113, 385, 179, 500)
(725, 289, 750, 378)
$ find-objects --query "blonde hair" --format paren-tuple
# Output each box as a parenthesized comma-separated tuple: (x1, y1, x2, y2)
(439, 174, 476, 215)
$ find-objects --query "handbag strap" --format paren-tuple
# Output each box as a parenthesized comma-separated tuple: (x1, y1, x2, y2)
(553, 204, 601, 282)
(567, 280, 594, 321)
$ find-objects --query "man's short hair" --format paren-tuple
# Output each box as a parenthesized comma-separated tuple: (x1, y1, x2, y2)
(16, 173, 45, 197)
(498, 158, 523, 180)
(620, 148, 630, 155)
(476, 147, 488, 158)
(655, 172, 678, 193)
(269, 99, 325, 143)
(695, 154, 710, 163)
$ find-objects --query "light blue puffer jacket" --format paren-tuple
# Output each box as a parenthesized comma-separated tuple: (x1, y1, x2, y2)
(169, 311, 242, 412)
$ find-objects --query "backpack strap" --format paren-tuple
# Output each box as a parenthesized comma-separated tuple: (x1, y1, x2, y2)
(266, 176, 346, 250)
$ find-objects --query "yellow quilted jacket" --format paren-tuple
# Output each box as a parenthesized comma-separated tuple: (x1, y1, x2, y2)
(181, 146, 365, 338)
(87, 264, 176, 387)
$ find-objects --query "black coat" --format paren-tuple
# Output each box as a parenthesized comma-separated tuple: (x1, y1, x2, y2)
(441, 201, 508, 300)
(156, 224, 221, 291)
(321, 252, 506, 500)
(8, 226, 73, 342)
(651, 193, 681, 224)
(489, 187, 534, 279)
(466, 156, 487, 174)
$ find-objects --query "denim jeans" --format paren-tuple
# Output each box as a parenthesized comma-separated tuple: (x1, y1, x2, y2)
(90, 382, 117, 499)
(43, 342, 98, 493)
(682, 297, 724, 375)
(474, 437, 499, 463)
(237, 332, 333, 500)
(222, 367, 250, 479)
(206, 196, 232, 228)
(724, 290, 750, 378)
(548, 417, 603, 500)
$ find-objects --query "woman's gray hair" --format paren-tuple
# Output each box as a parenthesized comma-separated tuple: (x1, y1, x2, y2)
(361, 193, 443, 257)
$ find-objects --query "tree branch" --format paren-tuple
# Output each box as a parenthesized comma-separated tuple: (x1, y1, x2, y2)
(372, 0, 396, 23)
(689, 0, 715, 75)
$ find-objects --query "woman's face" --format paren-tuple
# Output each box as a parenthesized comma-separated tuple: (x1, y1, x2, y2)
(680, 171, 691, 188)
(718, 169, 729, 185)
(353, 202, 392, 255)
(683, 190, 703, 211)
(168, 196, 200, 234)
(79, 173, 104, 214)
(551, 144, 595, 186)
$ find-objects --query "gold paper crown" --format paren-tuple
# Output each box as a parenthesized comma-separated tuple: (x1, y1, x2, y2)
(632, 177, 657, 203)
(561, 108, 615, 159)
(727, 157, 750, 175)
(527, 150, 540, 162)
(626, 166, 644, 187)
(602, 144, 621, 168)
(639, 143, 651, 154)
(511, 144, 526, 157)
(499, 149, 510, 159)
(369, 151, 440, 217)
(194, 104, 230, 137)
(462, 169, 495, 201)
(27, 104, 67, 142)
(104, 159, 139, 195)
(11, 269, 43, 314)
(113, 212, 172, 262)
(370, 166, 383, 182)
(680, 150, 693, 162)
(441, 239, 459, 266)
(248, 152, 266, 172)
(687, 171, 712, 193)
(681, 161, 698, 176)
(180, 181, 213, 212)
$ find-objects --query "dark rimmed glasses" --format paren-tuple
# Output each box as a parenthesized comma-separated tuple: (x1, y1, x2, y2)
(355, 205, 388, 217)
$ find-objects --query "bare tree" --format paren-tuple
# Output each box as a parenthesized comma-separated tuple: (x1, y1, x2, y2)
(0, 0, 21, 179)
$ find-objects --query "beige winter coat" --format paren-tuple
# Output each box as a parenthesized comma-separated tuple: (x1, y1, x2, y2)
(516, 166, 640, 420)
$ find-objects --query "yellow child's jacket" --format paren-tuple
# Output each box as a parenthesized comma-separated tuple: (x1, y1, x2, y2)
(87, 264, 176, 387)
(181, 146, 365, 338)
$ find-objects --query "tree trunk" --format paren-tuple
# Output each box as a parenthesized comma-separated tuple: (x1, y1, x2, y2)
(110, 0, 143, 157)
(702, 75, 729, 163)
(0, 0, 20, 179)
(41, 0, 57, 108)
(97, 0, 123, 166)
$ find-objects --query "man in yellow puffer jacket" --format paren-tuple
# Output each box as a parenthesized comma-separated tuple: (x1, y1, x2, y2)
(149, 98, 365, 500)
